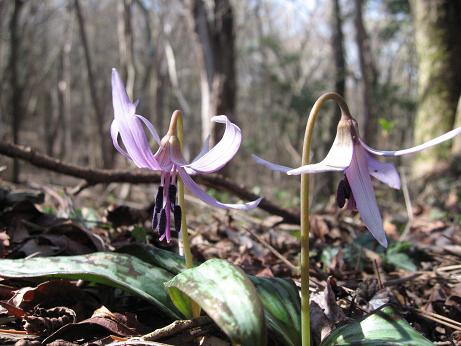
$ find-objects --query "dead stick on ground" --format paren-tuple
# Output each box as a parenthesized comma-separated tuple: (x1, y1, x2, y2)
(408, 307, 461, 331)
(400, 167, 414, 240)
(0, 141, 299, 224)
(242, 226, 299, 274)
(140, 316, 212, 341)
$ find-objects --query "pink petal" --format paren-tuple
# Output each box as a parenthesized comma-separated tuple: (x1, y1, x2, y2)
(112, 68, 136, 118)
(287, 128, 354, 175)
(169, 140, 188, 167)
(251, 155, 292, 173)
(178, 168, 262, 210)
(111, 69, 160, 170)
(153, 145, 173, 172)
(193, 135, 211, 162)
(359, 127, 461, 157)
(183, 116, 241, 174)
(183, 136, 211, 175)
(366, 154, 401, 189)
(135, 114, 161, 145)
(110, 120, 130, 159)
(345, 145, 388, 248)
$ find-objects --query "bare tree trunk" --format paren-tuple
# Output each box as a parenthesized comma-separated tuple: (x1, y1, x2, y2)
(44, 90, 60, 156)
(331, 0, 346, 122)
(74, 0, 110, 168)
(117, 0, 136, 100)
(354, 0, 379, 146)
(9, 0, 25, 183)
(57, 20, 73, 160)
(154, 47, 168, 134)
(453, 94, 461, 155)
(410, 0, 461, 173)
(320, 0, 346, 197)
(133, 0, 163, 134)
(189, 0, 236, 145)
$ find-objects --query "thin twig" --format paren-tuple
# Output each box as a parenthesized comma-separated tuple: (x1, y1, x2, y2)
(242, 226, 299, 274)
(407, 306, 461, 331)
(400, 167, 414, 240)
(384, 272, 423, 286)
(373, 259, 384, 289)
(140, 316, 212, 341)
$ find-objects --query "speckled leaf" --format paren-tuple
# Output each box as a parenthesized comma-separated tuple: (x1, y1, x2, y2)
(0, 253, 181, 319)
(165, 259, 267, 346)
(117, 243, 188, 274)
(321, 306, 432, 346)
(250, 276, 301, 346)
(121, 244, 301, 345)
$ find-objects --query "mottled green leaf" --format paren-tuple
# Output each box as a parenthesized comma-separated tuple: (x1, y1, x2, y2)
(0, 253, 181, 319)
(250, 276, 301, 346)
(165, 259, 267, 346)
(321, 306, 432, 346)
(117, 243, 188, 274)
(121, 244, 301, 345)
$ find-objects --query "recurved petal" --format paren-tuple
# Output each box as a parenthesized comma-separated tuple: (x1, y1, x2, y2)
(115, 117, 161, 170)
(345, 145, 388, 248)
(112, 68, 136, 118)
(183, 136, 211, 175)
(252, 155, 292, 173)
(178, 168, 262, 210)
(183, 116, 241, 174)
(366, 154, 401, 189)
(287, 127, 354, 175)
(359, 127, 461, 157)
(110, 120, 130, 159)
(193, 135, 211, 162)
(111, 69, 160, 170)
(135, 114, 161, 145)
(168, 137, 188, 167)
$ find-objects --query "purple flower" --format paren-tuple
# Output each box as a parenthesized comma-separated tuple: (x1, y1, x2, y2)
(253, 115, 461, 248)
(111, 69, 262, 242)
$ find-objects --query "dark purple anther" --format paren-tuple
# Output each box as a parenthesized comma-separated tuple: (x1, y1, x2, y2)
(159, 209, 167, 235)
(154, 186, 164, 212)
(336, 179, 347, 208)
(173, 205, 182, 233)
(168, 185, 177, 208)
(152, 211, 159, 230)
(336, 177, 352, 209)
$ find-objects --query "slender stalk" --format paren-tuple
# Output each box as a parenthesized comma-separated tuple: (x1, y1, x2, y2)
(174, 110, 201, 318)
(175, 112, 194, 269)
(300, 92, 351, 346)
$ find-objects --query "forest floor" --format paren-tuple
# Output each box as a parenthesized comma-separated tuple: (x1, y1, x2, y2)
(0, 163, 460, 345)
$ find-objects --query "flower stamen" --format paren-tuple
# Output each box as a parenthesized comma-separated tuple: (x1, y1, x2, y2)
(174, 205, 182, 233)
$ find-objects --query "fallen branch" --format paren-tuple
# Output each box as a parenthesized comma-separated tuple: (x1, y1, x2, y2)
(0, 141, 300, 224)
(140, 316, 212, 341)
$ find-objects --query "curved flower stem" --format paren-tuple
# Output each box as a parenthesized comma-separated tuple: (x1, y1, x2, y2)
(300, 93, 351, 346)
(174, 110, 201, 318)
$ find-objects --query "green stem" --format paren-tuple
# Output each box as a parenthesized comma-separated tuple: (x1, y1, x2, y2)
(175, 111, 201, 318)
(300, 93, 351, 346)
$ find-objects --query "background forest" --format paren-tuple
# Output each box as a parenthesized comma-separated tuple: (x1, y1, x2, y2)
(0, 1, 461, 345)
(1, 0, 460, 210)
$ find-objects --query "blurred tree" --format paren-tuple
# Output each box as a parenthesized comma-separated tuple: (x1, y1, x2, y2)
(135, 0, 168, 134)
(74, 0, 111, 168)
(57, 7, 74, 160)
(9, 0, 26, 182)
(354, 0, 379, 147)
(188, 0, 236, 145)
(117, 0, 136, 100)
(324, 0, 346, 196)
(410, 0, 461, 174)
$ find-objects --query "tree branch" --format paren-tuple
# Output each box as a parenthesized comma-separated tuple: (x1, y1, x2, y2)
(0, 141, 299, 224)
